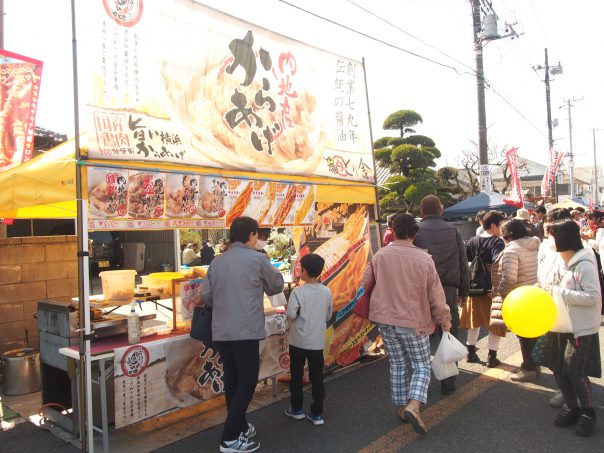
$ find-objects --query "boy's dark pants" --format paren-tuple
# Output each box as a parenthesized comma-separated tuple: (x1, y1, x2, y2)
(289, 344, 325, 415)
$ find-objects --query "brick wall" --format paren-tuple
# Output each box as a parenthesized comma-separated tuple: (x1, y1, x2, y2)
(0, 235, 78, 354)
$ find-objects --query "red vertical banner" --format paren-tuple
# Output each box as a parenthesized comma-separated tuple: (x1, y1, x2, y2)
(0, 50, 43, 171)
(503, 147, 524, 207)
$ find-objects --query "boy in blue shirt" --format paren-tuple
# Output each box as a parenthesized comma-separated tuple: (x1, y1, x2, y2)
(284, 253, 333, 425)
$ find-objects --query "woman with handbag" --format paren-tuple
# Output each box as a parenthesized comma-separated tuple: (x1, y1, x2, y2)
(542, 219, 602, 437)
(201, 216, 284, 453)
(535, 208, 572, 408)
(491, 219, 541, 381)
(361, 213, 451, 435)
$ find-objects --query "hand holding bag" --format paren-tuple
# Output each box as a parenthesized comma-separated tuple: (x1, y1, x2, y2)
(190, 305, 213, 344)
(269, 292, 287, 307)
(550, 286, 573, 333)
(353, 262, 375, 319)
(432, 356, 459, 380)
(434, 332, 467, 363)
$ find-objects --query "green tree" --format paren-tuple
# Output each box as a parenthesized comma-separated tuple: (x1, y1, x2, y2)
(375, 109, 456, 216)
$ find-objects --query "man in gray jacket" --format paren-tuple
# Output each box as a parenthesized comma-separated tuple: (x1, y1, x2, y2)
(202, 216, 284, 453)
(414, 195, 470, 395)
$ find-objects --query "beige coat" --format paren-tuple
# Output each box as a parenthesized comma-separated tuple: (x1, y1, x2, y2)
(492, 236, 541, 298)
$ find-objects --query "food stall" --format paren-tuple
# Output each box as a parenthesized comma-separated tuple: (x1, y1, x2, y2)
(0, 1, 379, 451)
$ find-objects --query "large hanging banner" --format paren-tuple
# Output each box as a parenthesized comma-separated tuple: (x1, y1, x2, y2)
(114, 315, 289, 429)
(293, 203, 376, 369)
(80, 0, 374, 183)
(87, 166, 314, 230)
(0, 50, 43, 172)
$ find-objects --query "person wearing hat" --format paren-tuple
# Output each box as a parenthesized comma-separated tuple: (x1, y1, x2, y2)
(516, 208, 539, 239)
(383, 213, 397, 246)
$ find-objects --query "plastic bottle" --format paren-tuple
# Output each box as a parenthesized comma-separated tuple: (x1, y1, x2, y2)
(127, 301, 140, 345)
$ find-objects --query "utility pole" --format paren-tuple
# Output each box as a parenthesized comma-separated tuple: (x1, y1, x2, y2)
(470, 0, 519, 193)
(533, 49, 563, 201)
(470, 0, 489, 192)
(544, 49, 554, 152)
(561, 98, 582, 199)
(593, 128, 601, 206)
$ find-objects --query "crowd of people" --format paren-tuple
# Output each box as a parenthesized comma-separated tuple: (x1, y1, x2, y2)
(181, 239, 227, 266)
(193, 198, 602, 452)
(376, 197, 602, 438)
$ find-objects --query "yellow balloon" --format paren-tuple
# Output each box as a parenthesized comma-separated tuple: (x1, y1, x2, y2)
(502, 286, 557, 338)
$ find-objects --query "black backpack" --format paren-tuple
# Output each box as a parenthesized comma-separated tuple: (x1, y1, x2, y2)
(468, 238, 491, 296)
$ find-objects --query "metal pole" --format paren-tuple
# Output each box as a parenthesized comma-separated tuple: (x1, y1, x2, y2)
(0, 0, 4, 49)
(71, 1, 94, 451)
(544, 49, 557, 201)
(544, 49, 553, 152)
(362, 57, 382, 244)
(567, 99, 575, 199)
(471, 0, 490, 192)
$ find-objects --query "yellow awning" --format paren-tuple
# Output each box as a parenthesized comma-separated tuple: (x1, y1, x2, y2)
(548, 199, 587, 211)
(0, 138, 376, 219)
(0, 139, 77, 218)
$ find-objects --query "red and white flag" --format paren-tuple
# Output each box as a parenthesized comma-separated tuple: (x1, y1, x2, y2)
(540, 165, 550, 196)
(540, 149, 565, 197)
(504, 147, 524, 207)
(0, 49, 43, 172)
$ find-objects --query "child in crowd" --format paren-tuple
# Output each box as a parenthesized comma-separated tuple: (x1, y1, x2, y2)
(285, 253, 333, 425)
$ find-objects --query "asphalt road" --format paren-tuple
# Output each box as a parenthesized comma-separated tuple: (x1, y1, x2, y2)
(153, 326, 604, 453)
(2, 326, 603, 452)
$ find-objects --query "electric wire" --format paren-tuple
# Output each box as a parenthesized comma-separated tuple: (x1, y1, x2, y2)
(345, 0, 477, 76)
(345, 0, 544, 133)
(278, 0, 546, 137)
(277, 0, 474, 76)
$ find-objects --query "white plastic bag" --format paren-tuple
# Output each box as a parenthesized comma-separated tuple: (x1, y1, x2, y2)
(432, 356, 459, 380)
(434, 332, 467, 363)
(550, 286, 573, 333)
(269, 292, 287, 308)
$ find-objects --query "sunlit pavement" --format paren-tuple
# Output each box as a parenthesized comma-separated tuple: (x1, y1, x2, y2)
(155, 325, 604, 453)
(1, 324, 603, 452)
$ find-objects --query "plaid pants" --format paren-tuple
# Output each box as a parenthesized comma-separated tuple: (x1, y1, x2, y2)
(379, 325, 431, 405)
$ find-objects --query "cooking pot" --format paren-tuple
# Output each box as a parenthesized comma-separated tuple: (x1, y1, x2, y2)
(1, 348, 41, 395)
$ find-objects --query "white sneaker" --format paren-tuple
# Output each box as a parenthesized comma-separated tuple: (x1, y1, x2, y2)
(220, 433, 260, 453)
(245, 422, 256, 438)
(549, 391, 565, 408)
(510, 369, 538, 382)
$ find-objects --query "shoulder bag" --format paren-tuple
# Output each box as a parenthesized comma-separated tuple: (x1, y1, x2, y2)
(190, 305, 213, 344)
(353, 262, 375, 319)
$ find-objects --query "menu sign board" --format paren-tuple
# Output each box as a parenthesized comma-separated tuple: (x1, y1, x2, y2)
(87, 167, 315, 230)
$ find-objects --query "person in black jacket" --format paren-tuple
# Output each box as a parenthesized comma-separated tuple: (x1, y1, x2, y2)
(413, 195, 470, 395)
(199, 240, 215, 265)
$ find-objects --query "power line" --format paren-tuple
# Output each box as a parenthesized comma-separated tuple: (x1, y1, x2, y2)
(278, 0, 546, 136)
(277, 0, 474, 76)
(345, 0, 544, 134)
(345, 0, 477, 75)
